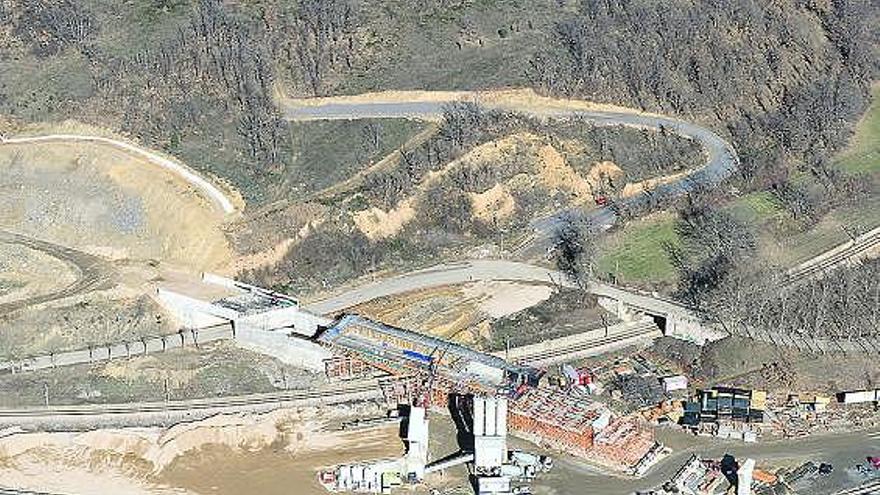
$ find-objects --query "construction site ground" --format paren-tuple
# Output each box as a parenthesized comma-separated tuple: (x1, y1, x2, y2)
(0, 241, 76, 305)
(1, 393, 876, 495)
(0, 87, 876, 495)
(0, 402, 399, 495)
(0, 340, 321, 408)
(349, 281, 560, 348)
(648, 336, 880, 395)
(0, 139, 231, 270)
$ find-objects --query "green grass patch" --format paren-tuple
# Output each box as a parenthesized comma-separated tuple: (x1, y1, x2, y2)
(760, 193, 880, 267)
(282, 118, 425, 195)
(597, 213, 678, 285)
(725, 191, 784, 225)
(754, 85, 880, 267)
(836, 85, 880, 175)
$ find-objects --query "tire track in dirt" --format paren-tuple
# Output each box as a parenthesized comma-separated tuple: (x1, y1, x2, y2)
(0, 230, 113, 316)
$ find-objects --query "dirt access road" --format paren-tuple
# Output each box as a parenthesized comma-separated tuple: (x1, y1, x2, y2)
(564, 428, 880, 495)
(0, 230, 112, 315)
(0, 133, 236, 215)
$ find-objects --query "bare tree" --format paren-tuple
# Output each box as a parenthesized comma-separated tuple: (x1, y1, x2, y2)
(289, 0, 355, 96)
(552, 212, 596, 291)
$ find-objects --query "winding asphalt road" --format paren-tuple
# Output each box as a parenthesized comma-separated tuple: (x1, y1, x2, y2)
(282, 93, 739, 255)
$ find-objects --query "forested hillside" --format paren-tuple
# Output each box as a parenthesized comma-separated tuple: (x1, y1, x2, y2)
(1, 0, 877, 204)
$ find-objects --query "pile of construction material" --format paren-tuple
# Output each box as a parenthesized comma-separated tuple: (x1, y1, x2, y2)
(643, 454, 762, 495)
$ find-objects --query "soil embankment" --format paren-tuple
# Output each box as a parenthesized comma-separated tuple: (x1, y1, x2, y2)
(0, 405, 401, 495)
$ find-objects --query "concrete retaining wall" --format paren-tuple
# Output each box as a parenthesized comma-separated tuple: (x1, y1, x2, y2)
(498, 319, 662, 366)
(155, 288, 233, 328)
(235, 325, 332, 372)
(0, 325, 233, 374)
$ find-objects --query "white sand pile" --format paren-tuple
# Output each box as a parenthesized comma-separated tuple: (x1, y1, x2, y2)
(462, 281, 553, 318)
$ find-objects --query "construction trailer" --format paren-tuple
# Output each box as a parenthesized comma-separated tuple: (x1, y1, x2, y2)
(477, 476, 512, 495)
(662, 375, 688, 393)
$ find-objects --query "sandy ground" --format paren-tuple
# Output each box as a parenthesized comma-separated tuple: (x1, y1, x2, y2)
(351, 281, 553, 345)
(0, 404, 397, 495)
(352, 132, 599, 240)
(0, 141, 231, 271)
(354, 198, 417, 240)
(470, 183, 517, 223)
(278, 87, 663, 120)
(461, 281, 553, 319)
(0, 241, 76, 304)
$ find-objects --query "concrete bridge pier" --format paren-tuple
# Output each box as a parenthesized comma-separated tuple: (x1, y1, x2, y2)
(664, 314, 727, 345)
(598, 296, 641, 322)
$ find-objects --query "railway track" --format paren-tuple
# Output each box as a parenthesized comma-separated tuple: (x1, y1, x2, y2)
(832, 478, 880, 495)
(0, 382, 379, 420)
(514, 321, 660, 365)
(786, 227, 880, 284)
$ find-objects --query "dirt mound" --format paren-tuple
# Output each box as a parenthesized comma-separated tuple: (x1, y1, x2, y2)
(534, 142, 595, 202)
(351, 132, 596, 238)
(353, 198, 416, 240)
(469, 184, 516, 223)
(0, 141, 230, 271)
(621, 170, 689, 198)
(0, 242, 76, 305)
(585, 160, 625, 191)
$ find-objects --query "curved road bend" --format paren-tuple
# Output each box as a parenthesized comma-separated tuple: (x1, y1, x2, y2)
(306, 259, 569, 315)
(0, 230, 112, 315)
(305, 259, 693, 323)
(0, 134, 236, 215)
(281, 95, 739, 255)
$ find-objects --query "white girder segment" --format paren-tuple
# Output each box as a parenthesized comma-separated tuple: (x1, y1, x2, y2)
(155, 288, 238, 328)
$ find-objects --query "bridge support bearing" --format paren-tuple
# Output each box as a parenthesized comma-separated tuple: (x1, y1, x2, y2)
(598, 296, 641, 322)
